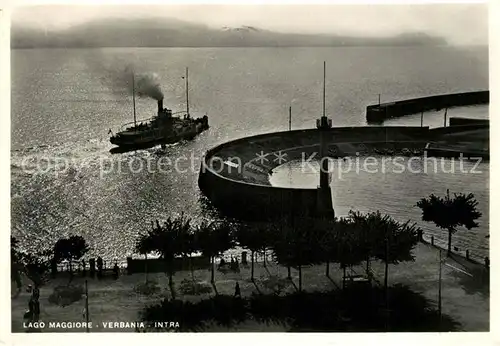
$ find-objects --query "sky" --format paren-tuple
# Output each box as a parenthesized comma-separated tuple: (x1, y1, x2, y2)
(10, 2, 489, 45)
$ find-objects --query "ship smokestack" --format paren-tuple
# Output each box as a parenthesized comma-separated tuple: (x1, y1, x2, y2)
(158, 99, 163, 114)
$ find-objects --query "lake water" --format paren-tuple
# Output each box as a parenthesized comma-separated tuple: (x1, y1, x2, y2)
(11, 46, 489, 261)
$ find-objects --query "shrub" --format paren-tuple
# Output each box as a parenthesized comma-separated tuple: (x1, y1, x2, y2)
(134, 280, 161, 296)
(48, 284, 84, 307)
(179, 279, 212, 296)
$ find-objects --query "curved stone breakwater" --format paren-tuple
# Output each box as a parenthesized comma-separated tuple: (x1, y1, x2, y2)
(198, 124, 488, 220)
(198, 126, 432, 220)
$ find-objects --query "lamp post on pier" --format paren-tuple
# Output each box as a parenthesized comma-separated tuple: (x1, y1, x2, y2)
(84, 279, 90, 332)
(316, 61, 334, 217)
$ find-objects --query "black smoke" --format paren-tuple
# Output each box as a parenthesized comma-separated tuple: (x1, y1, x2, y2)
(87, 57, 164, 101)
(120, 65, 164, 101)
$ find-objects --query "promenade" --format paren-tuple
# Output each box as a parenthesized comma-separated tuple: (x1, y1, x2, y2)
(11, 242, 488, 332)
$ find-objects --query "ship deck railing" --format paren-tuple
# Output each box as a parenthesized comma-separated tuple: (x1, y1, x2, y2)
(118, 111, 194, 131)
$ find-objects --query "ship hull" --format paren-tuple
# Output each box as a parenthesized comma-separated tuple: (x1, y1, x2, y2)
(110, 122, 209, 153)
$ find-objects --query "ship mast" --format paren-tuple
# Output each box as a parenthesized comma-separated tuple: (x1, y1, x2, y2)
(323, 60, 326, 118)
(185, 67, 190, 119)
(132, 72, 137, 127)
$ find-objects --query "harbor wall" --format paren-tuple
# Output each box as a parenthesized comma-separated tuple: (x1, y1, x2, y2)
(198, 126, 431, 220)
(428, 123, 489, 137)
(366, 91, 489, 123)
(449, 117, 489, 127)
(126, 256, 211, 274)
(199, 166, 320, 220)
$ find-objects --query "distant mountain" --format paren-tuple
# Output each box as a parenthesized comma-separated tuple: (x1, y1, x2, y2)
(222, 26, 261, 33)
(11, 17, 448, 48)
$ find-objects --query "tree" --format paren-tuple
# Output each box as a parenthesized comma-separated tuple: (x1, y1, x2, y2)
(258, 223, 274, 268)
(271, 216, 324, 292)
(135, 230, 156, 283)
(11, 237, 23, 290)
(138, 215, 198, 298)
(268, 218, 294, 279)
(20, 249, 53, 289)
(197, 220, 235, 283)
(195, 221, 215, 282)
(313, 217, 338, 277)
(235, 222, 268, 281)
(348, 211, 376, 276)
(330, 216, 366, 289)
(11, 236, 21, 262)
(174, 214, 198, 281)
(147, 218, 179, 289)
(53, 235, 90, 283)
(17, 248, 53, 322)
(367, 211, 419, 292)
(417, 190, 481, 255)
